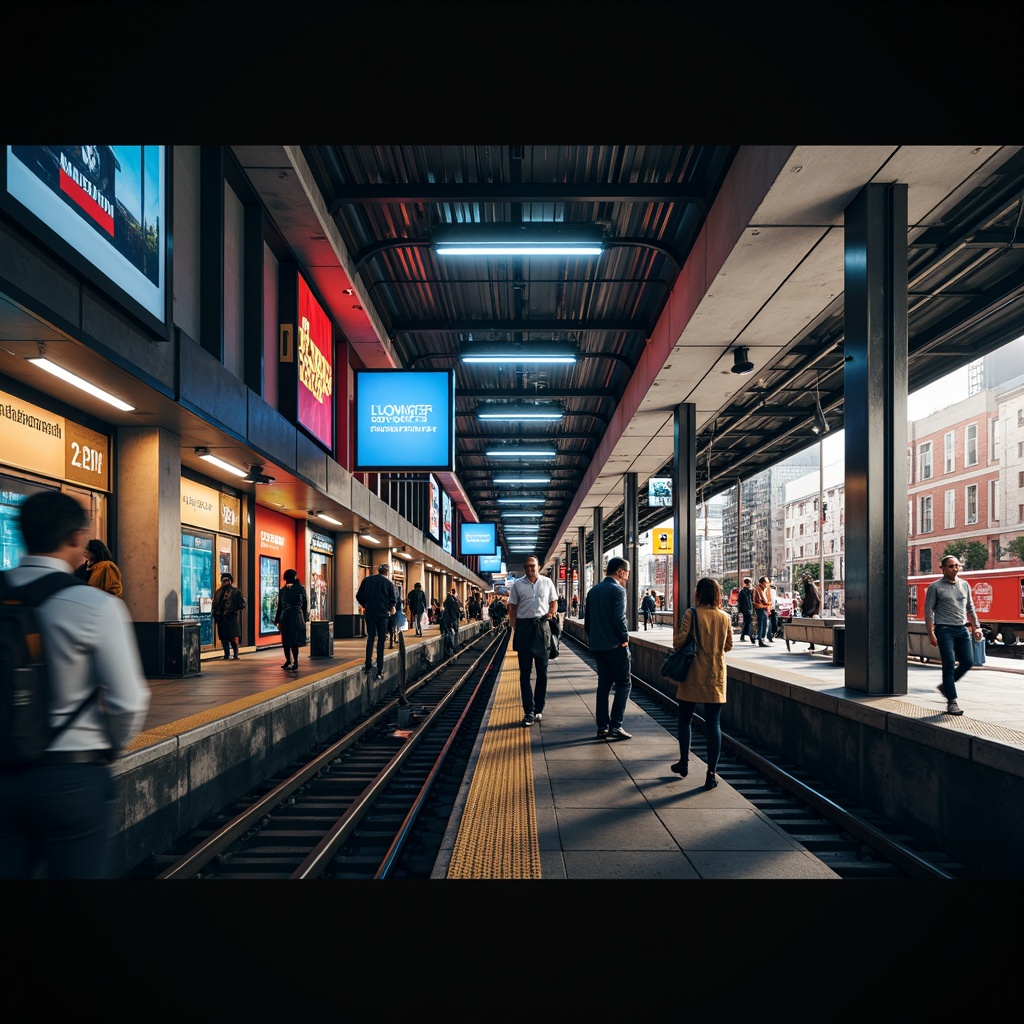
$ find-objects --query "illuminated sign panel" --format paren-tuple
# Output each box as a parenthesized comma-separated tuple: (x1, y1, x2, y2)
(460, 522, 497, 555)
(478, 552, 503, 572)
(297, 275, 334, 449)
(4, 146, 168, 336)
(442, 491, 452, 554)
(427, 474, 441, 541)
(648, 476, 672, 507)
(354, 370, 455, 471)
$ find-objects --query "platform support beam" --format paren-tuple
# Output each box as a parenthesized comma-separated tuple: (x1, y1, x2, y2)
(623, 472, 639, 629)
(673, 402, 697, 619)
(578, 526, 587, 618)
(844, 182, 909, 695)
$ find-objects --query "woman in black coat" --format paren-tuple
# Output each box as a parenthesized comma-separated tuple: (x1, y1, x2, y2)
(274, 568, 309, 671)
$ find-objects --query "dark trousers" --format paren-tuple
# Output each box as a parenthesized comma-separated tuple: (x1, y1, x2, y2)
(594, 646, 632, 730)
(514, 618, 549, 715)
(0, 762, 114, 878)
(740, 611, 752, 640)
(678, 701, 724, 774)
(365, 614, 389, 668)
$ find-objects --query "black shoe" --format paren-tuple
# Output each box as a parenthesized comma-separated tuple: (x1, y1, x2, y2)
(524, 713, 536, 726)
(282, 662, 292, 669)
(704, 771, 718, 789)
(364, 663, 372, 672)
(607, 726, 632, 740)
(375, 672, 384, 681)
(758, 641, 767, 647)
(670, 760, 688, 777)
(595, 727, 609, 739)
(223, 653, 231, 660)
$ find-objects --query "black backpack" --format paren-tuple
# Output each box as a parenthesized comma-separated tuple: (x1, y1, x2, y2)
(0, 571, 92, 769)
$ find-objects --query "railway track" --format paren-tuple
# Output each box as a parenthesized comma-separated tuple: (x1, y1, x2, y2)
(564, 636, 972, 881)
(127, 629, 508, 880)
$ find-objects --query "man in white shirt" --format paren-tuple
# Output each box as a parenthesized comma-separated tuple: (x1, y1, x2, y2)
(507, 555, 559, 726)
(0, 491, 150, 878)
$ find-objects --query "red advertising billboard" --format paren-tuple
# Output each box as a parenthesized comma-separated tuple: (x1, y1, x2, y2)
(297, 274, 334, 449)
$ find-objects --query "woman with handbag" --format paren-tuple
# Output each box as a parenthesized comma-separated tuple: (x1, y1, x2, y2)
(670, 577, 733, 789)
(274, 568, 309, 672)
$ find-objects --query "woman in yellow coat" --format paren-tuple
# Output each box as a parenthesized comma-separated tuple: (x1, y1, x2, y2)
(671, 577, 732, 789)
(84, 539, 123, 598)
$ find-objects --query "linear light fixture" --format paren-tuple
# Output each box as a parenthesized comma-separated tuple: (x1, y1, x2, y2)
(360, 534, 380, 544)
(502, 511, 544, 518)
(318, 513, 343, 526)
(28, 356, 135, 411)
(493, 475, 551, 484)
(486, 448, 558, 459)
(434, 224, 604, 258)
(497, 497, 545, 504)
(477, 403, 565, 421)
(194, 447, 247, 478)
(461, 345, 576, 365)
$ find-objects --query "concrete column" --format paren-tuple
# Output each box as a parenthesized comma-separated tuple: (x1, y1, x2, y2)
(335, 531, 362, 638)
(844, 183, 909, 695)
(117, 426, 181, 624)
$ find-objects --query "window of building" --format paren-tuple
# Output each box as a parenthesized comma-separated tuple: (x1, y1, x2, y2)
(965, 423, 978, 467)
(920, 495, 933, 533)
(920, 548, 932, 573)
(990, 417, 1001, 462)
(944, 490, 956, 529)
(1018, 441, 1024, 459)
(1019, 504, 1024, 523)
(990, 480, 1000, 523)
(966, 484, 978, 525)
(944, 431, 955, 473)
(1018, 408, 1024, 427)
(918, 441, 933, 481)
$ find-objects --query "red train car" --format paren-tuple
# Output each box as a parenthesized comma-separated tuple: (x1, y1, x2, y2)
(908, 566, 1024, 645)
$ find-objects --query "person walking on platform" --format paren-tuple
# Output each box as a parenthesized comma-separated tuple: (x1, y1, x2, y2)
(799, 573, 821, 651)
(737, 578, 754, 642)
(640, 588, 657, 630)
(275, 568, 309, 672)
(356, 563, 397, 680)
(490, 595, 507, 631)
(213, 572, 246, 660)
(0, 491, 149, 878)
(443, 587, 463, 649)
(83, 539, 123, 598)
(407, 581, 427, 637)
(925, 554, 982, 716)
(671, 577, 733, 789)
(753, 575, 773, 646)
(585, 556, 633, 740)
(508, 555, 559, 726)
(571, 594, 578, 618)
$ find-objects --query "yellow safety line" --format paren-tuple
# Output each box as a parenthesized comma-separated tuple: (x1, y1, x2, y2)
(446, 650, 542, 879)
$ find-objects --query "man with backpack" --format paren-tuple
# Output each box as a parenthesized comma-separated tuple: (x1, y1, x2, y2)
(0, 491, 149, 878)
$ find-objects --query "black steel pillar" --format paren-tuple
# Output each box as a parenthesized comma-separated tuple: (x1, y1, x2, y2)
(624, 473, 639, 629)
(578, 526, 587, 618)
(673, 402, 697, 616)
(844, 183, 909, 695)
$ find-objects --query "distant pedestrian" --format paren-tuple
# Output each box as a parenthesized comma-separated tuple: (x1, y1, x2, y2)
(584, 557, 633, 740)
(275, 568, 309, 672)
(356, 564, 397, 680)
(83, 539, 123, 598)
(508, 555, 559, 726)
(925, 555, 982, 716)
(671, 577, 732, 789)
(212, 572, 246, 660)
(571, 594, 579, 618)
(737, 578, 754, 643)
(640, 589, 657, 630)
(0, 491, 149, 878)
(800, 573, 821, 651)
(754, 575, 773, 646)
(407, 581, 428, 637)
(443, 588, 463, 650)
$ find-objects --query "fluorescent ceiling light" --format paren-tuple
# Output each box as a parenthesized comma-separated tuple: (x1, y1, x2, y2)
(395, 550, 414, 560)
(493, 476, 551, 484)
(434, 224, 604, 258)
(502, 512, 544, 518)
(497, 498, 545, 504)
(28, 357, 135, 411)
(360, 534, 379, 544)
(477, 403, 565, 421)
(461, 346, 576, 365)
(486, 448, 557, 459)
(198, 453, 247, 478)
(318, 513, 343, 526)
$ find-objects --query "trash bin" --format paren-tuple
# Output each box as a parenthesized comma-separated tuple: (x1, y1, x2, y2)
(135, 621, 202, 677)
(832, 625, 846, 666)
(310, 619, 335, 659)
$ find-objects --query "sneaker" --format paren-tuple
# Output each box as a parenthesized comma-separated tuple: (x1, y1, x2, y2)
(523, 713, 536, 726)
(534, 711, 543, 721)
(595, 727, 609, 739)
(607, 726, 632, 740)
(375, 672, 383, 681)
(945, 700, 964, 716)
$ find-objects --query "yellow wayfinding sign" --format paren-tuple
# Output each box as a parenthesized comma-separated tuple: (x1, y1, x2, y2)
(653, 528, 674, 554)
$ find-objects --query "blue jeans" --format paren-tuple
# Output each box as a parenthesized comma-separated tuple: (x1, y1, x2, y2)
(678, 701, 723, 773)
(756, 608, 769, 641)
(594, 647, 632, 730)
(935, 624, 973, 700)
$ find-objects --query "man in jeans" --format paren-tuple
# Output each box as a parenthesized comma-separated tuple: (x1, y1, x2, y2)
(584, 557, 632, 740)
(407, 581, 427, 637)
(924, 555, 983, 716)
(356, 563, 397, 680)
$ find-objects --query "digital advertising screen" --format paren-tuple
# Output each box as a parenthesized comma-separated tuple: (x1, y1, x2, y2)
(648, 476, 673, 507)
(354, 370, 455, 471)
(460, 522, 497, 555)
(442, 491, 453, 554)
(478, 553, 503, 572)
(427, 474, 441, 541)
(296, 274, 334, 449)
(3, 145, 168, 337)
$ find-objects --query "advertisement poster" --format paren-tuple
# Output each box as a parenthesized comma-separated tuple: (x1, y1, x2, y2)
(442, 491, 452, 553)
(297, 275, 333, 449)
(181, 531, 214, 646)
(428, 474, 440, 540)
(260, 555, 281, 635)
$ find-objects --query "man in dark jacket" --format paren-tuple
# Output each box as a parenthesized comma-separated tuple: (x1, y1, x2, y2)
(356, 564, 397, 680)
(640, 589, 657, 630)
(584, 556, 632, 740)
(800, 573, 821, 650)
(737, 578, 754, 643)
(407, 581, 428, 637)
(443, 588, 463, 649)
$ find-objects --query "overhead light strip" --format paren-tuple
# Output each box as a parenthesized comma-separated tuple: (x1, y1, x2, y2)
(199, 453, 247, 478)
(28, 357, 135, 411)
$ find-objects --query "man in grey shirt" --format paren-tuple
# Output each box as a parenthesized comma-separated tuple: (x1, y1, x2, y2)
(0, 491, 150, 877)
(924, 554, 983, 716)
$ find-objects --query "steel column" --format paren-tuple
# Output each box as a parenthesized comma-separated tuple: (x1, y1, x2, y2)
(624, 473, 639, 629)
(844, 183, 909, 695)
(578, 525, 587, 619)
(673, 402, 697, 616)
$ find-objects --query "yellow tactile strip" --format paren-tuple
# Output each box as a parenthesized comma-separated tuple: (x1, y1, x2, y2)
(446, 651, 542, 879)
